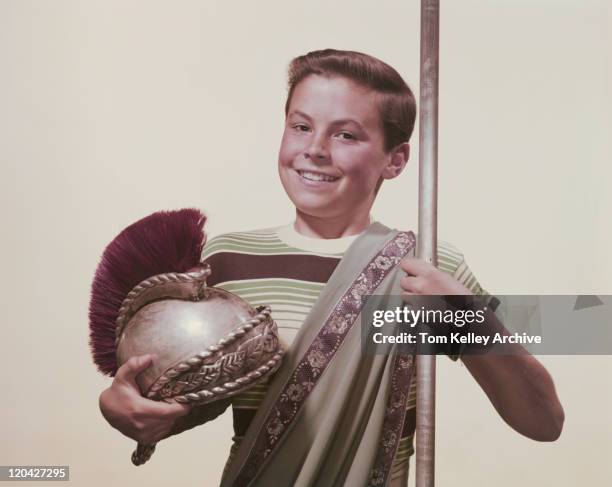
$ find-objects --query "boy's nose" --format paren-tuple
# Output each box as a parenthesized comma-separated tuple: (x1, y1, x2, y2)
(305, 149, 329, 161)
(304, 136, 330, 161)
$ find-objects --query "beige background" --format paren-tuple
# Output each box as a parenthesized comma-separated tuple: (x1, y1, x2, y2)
(1, 0, 610, 486)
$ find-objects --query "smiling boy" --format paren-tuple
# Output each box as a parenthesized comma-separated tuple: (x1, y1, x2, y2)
(278, 72, 409, 239)
(99, 49, 564, 487)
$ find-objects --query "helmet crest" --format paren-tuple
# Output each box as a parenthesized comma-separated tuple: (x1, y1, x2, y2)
(88, 208, 207, 376)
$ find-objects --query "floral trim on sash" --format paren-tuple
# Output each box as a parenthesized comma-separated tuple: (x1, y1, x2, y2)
(367, 353, 415, 487)
(232, 231, 416, 487)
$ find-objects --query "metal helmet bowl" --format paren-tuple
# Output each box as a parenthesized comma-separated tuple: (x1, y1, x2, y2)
(115, 264, 283, 405)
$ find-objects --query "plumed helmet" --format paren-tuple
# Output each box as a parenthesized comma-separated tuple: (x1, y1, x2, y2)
(89, 208, 284, 465)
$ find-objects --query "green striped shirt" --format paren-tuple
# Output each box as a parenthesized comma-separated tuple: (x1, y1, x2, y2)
(202, 223, 486, 481)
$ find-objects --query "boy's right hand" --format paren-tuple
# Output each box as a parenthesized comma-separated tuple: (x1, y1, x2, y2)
(98, 354, 191, 444)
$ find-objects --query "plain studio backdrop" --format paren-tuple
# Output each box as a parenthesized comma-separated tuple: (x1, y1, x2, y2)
(1, 1, 610, 486)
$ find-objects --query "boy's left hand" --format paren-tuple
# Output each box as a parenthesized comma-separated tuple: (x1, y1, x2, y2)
(399, 257, 472, 297)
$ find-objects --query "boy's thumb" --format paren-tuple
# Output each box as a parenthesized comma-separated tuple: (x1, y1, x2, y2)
(116, 354, 155, 387)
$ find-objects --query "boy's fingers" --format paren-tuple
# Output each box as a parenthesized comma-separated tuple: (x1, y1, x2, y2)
(400, 276, 423, 294)
(139, 399, 191, 418)
(115, 354, 155, 387)
(400, 257, 433, 276)
(164, 401, 191, 417)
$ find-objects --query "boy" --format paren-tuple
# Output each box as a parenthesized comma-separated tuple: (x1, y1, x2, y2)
(99, 49, 564, 486)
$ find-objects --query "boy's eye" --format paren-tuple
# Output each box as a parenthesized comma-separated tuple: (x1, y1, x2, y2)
(292, 124, 310, 132)
(337, 131, 355, 140)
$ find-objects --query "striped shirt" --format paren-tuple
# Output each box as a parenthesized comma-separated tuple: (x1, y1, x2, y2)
(201, 223, 486, 481)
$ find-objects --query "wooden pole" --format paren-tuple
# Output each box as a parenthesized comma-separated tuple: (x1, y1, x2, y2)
(416, 1, 439, 486)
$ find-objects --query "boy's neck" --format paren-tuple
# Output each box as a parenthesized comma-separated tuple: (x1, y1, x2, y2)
(293, 210, 372, 239)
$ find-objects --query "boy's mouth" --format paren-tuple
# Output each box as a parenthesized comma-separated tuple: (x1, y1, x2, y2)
(296, 170, 340, 183)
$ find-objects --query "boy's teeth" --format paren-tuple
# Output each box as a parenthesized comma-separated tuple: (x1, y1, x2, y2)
(299, 171, 339, 182)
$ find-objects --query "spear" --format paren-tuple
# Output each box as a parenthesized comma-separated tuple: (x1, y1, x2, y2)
(416, 1, 439, 486)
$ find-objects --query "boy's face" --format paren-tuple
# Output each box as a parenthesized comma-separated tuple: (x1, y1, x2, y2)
(278, 75, 408, 223)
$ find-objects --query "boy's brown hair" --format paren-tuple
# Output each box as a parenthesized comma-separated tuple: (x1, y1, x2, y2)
(285, 49, 417, 153)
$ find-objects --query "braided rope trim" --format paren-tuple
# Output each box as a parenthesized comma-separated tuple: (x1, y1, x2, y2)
(171, 351, 284, 405)
(146, 306, 285, 405)
(115, 265, 211, 341)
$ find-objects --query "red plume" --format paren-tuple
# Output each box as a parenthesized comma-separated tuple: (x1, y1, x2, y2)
(88, 208, 207, 376)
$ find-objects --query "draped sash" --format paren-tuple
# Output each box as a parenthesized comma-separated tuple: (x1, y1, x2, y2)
(219, 222, 417, 487)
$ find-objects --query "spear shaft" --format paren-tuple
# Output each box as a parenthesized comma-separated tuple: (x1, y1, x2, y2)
(416, 1, 440, 486)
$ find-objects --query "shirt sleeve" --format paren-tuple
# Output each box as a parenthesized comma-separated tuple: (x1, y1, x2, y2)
(452, 256, 488, 297)
(437, 240, 491, 361)
(438, 240, 488, 297)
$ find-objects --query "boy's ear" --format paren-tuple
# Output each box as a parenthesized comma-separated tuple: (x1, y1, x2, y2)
(382, 142, 410, 180)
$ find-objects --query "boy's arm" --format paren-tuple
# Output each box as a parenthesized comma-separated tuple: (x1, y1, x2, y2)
(461, 345, 564, 441)
(400, 256, 565, 442)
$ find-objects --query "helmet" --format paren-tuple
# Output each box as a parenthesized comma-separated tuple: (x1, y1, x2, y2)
(115, 264, 282, 405)
(89, 209, 284, 465)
